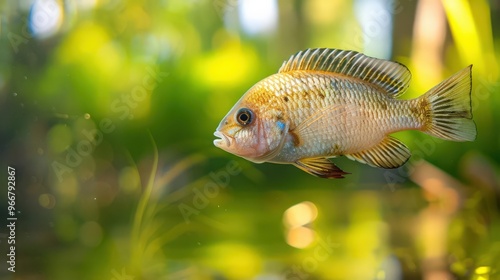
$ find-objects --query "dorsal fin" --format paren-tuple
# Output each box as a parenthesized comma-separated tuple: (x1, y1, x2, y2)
(278, 48, 412, 97)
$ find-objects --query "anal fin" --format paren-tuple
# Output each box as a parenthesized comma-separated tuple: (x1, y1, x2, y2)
(294, 157, 350, 179)
(346, 136, 410, 169)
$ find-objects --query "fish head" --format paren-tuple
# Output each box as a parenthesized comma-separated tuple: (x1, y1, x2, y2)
(213, 93, 288, 163)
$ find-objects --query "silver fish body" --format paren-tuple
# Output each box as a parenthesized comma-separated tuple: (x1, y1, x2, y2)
(214, 48, 476, 178)
(259, 72, 419, 162)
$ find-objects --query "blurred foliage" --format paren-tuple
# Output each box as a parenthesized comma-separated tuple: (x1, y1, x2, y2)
(1, 0, 500, 279)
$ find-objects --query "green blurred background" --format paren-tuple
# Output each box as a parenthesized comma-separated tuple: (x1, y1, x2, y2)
(1, 0, 499, 279)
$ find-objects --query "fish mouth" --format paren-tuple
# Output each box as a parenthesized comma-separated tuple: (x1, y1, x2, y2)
(213, 131, 231, 147)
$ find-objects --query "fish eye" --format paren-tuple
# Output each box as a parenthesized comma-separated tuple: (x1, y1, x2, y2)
(236, 108, 254, 126)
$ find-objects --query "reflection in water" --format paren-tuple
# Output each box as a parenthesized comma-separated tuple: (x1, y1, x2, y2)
(238, 0, 278, 35)
(283, 201, 318, 248)
(412, 161, 462, 280)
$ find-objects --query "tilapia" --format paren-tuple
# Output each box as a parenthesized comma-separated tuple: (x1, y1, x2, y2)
(213, 48, 476, 178)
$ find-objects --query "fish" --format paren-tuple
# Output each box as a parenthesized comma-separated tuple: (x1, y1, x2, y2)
(213, 48, 476, 178)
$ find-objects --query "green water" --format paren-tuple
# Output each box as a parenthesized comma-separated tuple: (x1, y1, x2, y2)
(1, 0, 499, 279)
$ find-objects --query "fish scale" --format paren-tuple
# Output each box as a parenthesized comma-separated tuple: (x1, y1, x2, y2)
(258, 72, 401, 162)
(214, 48, 476, 178)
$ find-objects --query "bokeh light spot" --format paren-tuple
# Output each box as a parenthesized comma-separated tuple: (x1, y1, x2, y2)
(79, 221, 103, 247)
(283, 201, 318, 228)
(119, 167, 140, 194)
(283, 201, 318, 248)
(238, 0, 278, 35)
(55, 175, 79, 205)
(194, 41, 258, 88)
(47, 124, 73, 154)
(286, 226, 315, 249)
(206, 243, 261, 279)
(39, 193, 56, 209)
(29, 0, 63, 39)
(475, 266, 490, 275)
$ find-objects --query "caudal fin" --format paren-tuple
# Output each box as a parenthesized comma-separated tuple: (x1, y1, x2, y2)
(421, 65, 476, 141)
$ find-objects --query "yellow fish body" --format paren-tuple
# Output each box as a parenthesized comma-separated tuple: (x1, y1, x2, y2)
(213, 48, 476, 178)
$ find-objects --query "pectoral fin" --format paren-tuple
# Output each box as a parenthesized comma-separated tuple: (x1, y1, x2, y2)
(346, 136, 410, 169)
(292, 104, 357, 145)
(294, 157, 350, 179)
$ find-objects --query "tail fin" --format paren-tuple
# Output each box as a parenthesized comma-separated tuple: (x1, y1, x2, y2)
(421, 65, 476, 141)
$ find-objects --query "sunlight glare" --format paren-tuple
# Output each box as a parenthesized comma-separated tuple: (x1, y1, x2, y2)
(286, 226, 315, 249)
(283, 201, 318, 248)
(238, 0, 278, 35)
(475, 266, 491, 275)
(29, 0, 63, 39)
(283, 201, 318, 228)
(354, 0, 393, 59)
